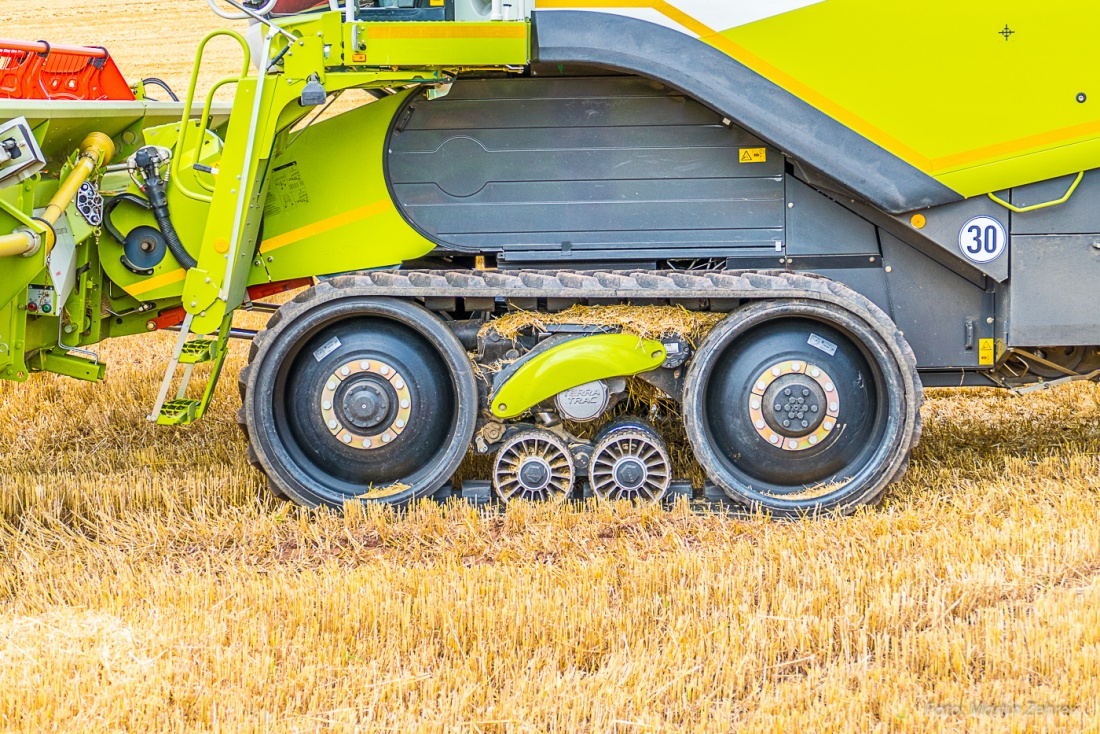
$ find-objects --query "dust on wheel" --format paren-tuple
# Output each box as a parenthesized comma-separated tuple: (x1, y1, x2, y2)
(589, 421, 672, 503)
(239, 283, 477, 508)
(683, 298, 921, 517)
(492, 429, 576, 504)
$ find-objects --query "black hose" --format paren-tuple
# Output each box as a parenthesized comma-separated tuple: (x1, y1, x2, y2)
(135, 148, 197, 270)
(140, 77, 179, 102)
(103, 193, 151, 244)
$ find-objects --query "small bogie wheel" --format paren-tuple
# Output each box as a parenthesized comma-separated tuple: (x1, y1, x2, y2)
(239, 284, 478, 508)
(683, 297, 921, 517)
(492, 429, 576, 504)
(589, 422, 672, 503)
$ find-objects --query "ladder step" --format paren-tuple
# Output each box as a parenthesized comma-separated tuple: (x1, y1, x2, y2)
(157, 398, 201, 426)
(179, 339, 219, 364)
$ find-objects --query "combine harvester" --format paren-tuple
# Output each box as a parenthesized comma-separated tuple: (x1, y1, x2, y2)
(2, 0, 1098, 515)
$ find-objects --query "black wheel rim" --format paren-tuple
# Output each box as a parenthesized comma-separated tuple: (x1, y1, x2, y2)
(686, 302, 905, 510)
(259, 302, 471, 505)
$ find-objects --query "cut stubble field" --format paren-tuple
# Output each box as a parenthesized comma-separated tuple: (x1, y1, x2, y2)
(4, 2, 1100, 731)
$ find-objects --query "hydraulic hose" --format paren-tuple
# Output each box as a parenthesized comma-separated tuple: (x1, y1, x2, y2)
(0, 132, 114, 258)
(134, 148, 198, 270)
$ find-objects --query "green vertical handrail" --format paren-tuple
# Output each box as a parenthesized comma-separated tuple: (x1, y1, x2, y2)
(170, 29, 251, 203)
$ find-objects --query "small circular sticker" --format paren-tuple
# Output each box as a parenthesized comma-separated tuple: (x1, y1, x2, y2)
(958, 216, 1007, 263)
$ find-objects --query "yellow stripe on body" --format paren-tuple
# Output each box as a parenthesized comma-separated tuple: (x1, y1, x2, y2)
(259, 199, 395, 254)
(127, 268, 187, 297)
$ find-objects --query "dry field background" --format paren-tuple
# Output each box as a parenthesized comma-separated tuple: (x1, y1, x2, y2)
(4, 2, 1100, 731)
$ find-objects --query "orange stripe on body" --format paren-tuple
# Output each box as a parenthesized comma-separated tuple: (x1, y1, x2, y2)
(534, 1, 1100, 174)
(368, 24, 528, 39)
(259, 199, 395, 254)
(127, 268, 186, 297)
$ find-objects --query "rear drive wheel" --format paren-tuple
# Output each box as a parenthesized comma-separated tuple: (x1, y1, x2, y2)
(683, 298, 921, 516)
(239, 282, 477, 508)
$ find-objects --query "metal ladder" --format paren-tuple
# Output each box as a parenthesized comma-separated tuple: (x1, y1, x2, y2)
(149, 313, 234, 425)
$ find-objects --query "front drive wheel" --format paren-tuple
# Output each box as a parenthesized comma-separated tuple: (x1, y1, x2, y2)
(239, 283, 477, 508)
(683, 298, 921, 517)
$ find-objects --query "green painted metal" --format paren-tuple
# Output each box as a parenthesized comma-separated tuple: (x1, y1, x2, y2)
(156, 314, 233, 425)
(179, 339, 219, 365)
(988, 171, 1085, 213)
(27, 351, 106, 382)
(157, 399, 201, 426)
(255, 91, 438, 281)
(490, 334, 667, 419)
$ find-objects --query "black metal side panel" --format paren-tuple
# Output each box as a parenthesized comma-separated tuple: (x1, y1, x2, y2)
(879, 232, 989, 369)
(1007, 235, 1100, 346)
(531, 10, 962, 215)
(386, 77, 785, 264)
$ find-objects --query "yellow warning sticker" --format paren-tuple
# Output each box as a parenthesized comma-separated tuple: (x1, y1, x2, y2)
(739, 148, 767, 163)
(979, 338, 995, 366)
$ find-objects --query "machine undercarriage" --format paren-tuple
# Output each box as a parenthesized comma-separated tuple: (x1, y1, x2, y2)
(3, 1, 1100, 515)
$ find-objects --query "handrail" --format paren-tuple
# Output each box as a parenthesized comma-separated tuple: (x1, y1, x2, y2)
(0, 39, 108, 58)
(205, 0, 278, 21)
(171, 29, 251, 204)
(192, 76, 244, 193)
(988, 171, 1084, 214)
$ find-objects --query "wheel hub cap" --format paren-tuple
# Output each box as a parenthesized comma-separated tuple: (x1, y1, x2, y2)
(748, 360, 840, 451)
(518, 457, 552, 492)
(613, 457, 647, 490)
(342, 381, 392, 430)
(320, 359, 413, 450)
(761, 375, 826, 437)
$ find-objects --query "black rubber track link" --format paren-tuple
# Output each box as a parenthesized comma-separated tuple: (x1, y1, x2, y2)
(239, 270, 922, 506)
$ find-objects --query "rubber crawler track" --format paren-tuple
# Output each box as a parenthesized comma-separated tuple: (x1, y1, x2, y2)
(238, 269, 923, 503)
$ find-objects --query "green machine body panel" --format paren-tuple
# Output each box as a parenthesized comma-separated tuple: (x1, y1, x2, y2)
(256, 91, 438, 281)
(490, 334, 668, 419)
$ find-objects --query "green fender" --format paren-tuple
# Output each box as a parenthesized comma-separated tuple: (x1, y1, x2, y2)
(490, 334, 667, 420)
